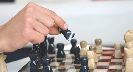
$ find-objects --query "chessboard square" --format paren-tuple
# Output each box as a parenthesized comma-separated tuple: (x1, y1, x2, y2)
(99, 56, 111, 59)
(50, 62, 60, 66)
(62, 59, 74, 62)
(98, 59, 111, 62)
(107, 69, 122, 72)
(58, 65, 71, 69)
(60, 62, 72, 65)
(109, 65, 122, 69)
(111, 59, 123, 62)
(69, 66, 81, 69)
(67, 69, 79, 72)
(97, 66, 109, 69)
(97, 62, 109, 66)
(109, 62, 122, 65)
(48, 54, 56, 57)
(93, 69, 108, 72)
(102, 51, 114, 54)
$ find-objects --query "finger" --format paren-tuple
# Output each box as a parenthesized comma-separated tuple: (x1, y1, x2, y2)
(49, 27, 60, 35)
(29, 30, 45, 44)
(31, 18, 49, 35)
(26, 2, 68, 30)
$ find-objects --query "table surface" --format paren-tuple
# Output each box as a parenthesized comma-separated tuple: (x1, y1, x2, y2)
(6, 44, 114, 72)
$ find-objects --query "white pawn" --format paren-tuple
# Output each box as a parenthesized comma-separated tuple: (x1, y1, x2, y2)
(0, 53, 8, 72)
(124, 41, 133, 72)
(114, 42, 122, 58)
(95, 38, 102, 54)
(89, 45, 98, 62)
(87, 51, 96, 69)
(80, 40, 87, 56)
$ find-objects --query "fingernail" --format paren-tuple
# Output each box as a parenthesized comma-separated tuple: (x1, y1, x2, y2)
(64, 24, 68, 29)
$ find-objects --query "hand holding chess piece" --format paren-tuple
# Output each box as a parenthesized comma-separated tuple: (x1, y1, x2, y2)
(0, 2, 68, 53)
(0, 53, 8, 72)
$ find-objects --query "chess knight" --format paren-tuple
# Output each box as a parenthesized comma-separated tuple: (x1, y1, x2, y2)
(0, 53, 8, 72)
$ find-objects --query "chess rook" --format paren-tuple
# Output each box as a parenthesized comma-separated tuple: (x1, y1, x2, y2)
(80, 40, 87, 56)
(70, 39, 77, 54)
(79, 56, 89, 72)
(48, 37, 56, 54)
(56, 43, 66, 58)
(95, 38, 102, 54)
(114, 42, 122, 59)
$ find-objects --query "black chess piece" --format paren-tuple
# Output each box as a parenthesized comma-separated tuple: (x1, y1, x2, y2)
(74, 46, 80, 64)
(48, 37, 56, 54)
(40, 36, 49, 58)
(42, 56, 53, 72)
(70, 39, 77, 54)
(56, 43, 65, 58)
(79, 56, 89, 72)
(32, 44, 42, 68)
(29, 52, 38, 72)
(58, 27, 75, 41)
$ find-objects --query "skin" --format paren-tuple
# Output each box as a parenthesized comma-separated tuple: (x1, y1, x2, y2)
(0, 2, 68, 53)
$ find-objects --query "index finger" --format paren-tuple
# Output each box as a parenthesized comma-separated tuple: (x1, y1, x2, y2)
(26, 2, 68, 30)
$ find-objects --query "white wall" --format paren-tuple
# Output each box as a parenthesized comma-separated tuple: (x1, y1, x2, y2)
(0, 0, 133, 47)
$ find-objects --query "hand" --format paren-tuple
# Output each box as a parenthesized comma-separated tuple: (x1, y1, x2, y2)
(0, 2, 68, 53)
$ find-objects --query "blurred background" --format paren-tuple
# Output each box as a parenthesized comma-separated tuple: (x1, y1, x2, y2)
(0, 0, 133, 65)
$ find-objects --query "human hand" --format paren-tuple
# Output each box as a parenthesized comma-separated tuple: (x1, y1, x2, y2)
(0, 2, 68, 53)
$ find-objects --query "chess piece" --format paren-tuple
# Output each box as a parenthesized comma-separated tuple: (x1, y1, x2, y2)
(124, 41, 133, 65)
(48, 37, 56, 54)
(56, 43, 66, 58)
(74, 46, 80, 64)
(42, 56, 53, 72)
(70, 39, 77, 54)
(32, 44, 42, 68)
(40, 36, 49, 58)
(89, 46, 98, 62)
(124, 30, 133, 48)
(58, 27, 75, 41)
(124, 42, 133, 72)
(114, 42, 122, 58)
(87, 51, 96, 69)
(79, 56, 89, 72)
(80, 40, 87, 56)
(29, 52, 38, 72)
(0, 54, 8, 72)
(95, 38, 102, 54)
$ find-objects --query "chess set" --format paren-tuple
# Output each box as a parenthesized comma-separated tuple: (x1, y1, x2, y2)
(17, 28, 133, 72)
(2, 28, 133, 72)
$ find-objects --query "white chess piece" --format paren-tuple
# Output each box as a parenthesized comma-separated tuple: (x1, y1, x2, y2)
(0, 53, 8, 72)
(95, 38, 102, 54)
(114, 42, 122, 58)
(80, 40, 87, 56)
(87, 51, 96, 69)
(124, 41, 133, 72)
(89, 45, 98, 62)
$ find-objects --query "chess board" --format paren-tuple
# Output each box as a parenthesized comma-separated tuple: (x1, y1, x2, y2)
(18, 48, 125, 72)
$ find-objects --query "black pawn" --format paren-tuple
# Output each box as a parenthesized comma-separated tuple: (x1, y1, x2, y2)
(33, 44, 42, 68)
(79, 57, 89, 72)
(29, 52, 38, 72)
(42, 56, 53, 72)
(70, 39, 77, 54)
(56, 43, 65, 58)
(48, 37, 56, 54)
(74, 46, 80, 64)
